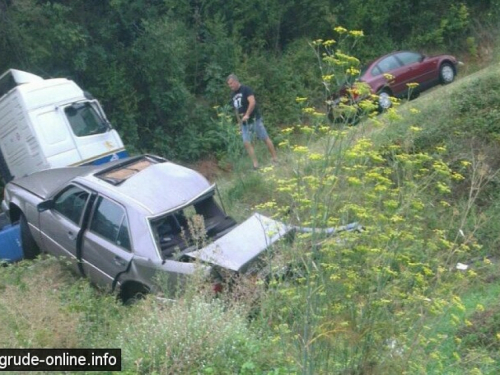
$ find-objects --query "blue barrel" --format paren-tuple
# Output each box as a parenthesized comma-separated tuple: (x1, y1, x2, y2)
(0, 224, 23, 262)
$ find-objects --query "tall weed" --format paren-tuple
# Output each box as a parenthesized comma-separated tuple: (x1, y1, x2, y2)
(115, 297, 285, 374)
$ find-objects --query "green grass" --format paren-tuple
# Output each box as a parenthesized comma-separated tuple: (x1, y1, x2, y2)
(424, 261, 500, 374)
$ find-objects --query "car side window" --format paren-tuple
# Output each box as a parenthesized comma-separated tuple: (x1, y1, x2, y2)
(54, 185, 90, 224)
(90, 196, 131, 251)
(371, 65, 382, 76)
(397, 52, 422, 66)
(376, 56, 401, 74)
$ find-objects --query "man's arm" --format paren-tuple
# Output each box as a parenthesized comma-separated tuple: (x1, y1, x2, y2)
(242, 95, 256, 123)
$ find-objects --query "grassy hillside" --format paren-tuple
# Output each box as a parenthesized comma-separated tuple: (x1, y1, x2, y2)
(1, 62, 500, 374)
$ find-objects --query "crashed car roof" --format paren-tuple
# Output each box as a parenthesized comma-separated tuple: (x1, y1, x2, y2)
(8, 155, 213, 215)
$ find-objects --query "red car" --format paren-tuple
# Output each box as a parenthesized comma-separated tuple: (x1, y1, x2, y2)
(333, 50, 459, 112)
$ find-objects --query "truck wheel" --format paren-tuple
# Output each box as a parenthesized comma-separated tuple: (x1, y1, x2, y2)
(20, 214, 40, 259)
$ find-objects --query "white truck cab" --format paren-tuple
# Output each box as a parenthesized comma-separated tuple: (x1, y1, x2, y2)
(0, 69, 128, 183)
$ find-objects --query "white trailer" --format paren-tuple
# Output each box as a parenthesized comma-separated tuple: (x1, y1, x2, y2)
(0, 69, 127, 183)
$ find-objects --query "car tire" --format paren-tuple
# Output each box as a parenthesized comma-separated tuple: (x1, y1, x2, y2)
(120, 282, 149, 305)
(439, 63, 455, 84)
(20, 214, 40, 259)
(378, 89, 392, 111)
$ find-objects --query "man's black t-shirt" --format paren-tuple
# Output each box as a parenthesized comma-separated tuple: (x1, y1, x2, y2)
(230, 85, 261, 121)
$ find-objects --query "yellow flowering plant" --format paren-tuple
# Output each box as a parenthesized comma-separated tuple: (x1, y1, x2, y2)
(253, 116, 482, 373)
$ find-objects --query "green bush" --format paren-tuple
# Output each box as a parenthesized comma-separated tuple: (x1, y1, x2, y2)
(115, 297, 285, 374)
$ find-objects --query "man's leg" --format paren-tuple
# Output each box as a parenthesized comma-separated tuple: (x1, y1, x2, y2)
(264, 137, 278, 162)
(242, 121, 261, 169)
(254, 117, 278, 163)
(244, 141, 259, 169)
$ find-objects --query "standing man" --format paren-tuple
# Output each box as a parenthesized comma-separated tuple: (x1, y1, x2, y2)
(227, 74, 278, 170)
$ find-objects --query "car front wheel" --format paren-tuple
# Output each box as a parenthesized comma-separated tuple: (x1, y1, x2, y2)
(440, 63, 455, 84)
(20, 214, 40, 259)
(119, 282, 150, 305)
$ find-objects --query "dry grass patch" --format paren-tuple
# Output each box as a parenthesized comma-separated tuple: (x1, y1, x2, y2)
(0, 258, 82, 347)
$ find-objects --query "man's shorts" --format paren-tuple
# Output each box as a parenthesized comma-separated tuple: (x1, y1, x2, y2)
(241, 117, 269, 143)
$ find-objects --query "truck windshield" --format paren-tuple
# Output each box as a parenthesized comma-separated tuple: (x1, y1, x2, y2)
(65, 102, 109, 137)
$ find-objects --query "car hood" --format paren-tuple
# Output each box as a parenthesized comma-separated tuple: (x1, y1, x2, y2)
(186, 213, 291, 272)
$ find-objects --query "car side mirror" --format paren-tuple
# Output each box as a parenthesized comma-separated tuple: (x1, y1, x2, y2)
(37, 199, 54, 212)
(420, 54, 427, 62)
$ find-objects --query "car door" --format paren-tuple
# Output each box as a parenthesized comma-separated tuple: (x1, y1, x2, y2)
(394, 51, 436, 90)
(39, 184, 92, 270)
(373, 55, 406, 95)
(387, 52, 425, 97)
(400, 52, 438, 89)
(80, 195, 133, 289)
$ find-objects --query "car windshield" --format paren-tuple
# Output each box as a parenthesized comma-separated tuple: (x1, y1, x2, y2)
(65, 101, 109, 137)
(149, 195, 236, 259)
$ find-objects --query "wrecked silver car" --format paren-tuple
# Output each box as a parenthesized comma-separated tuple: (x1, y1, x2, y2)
(3, 155, 299, 300)
(4, 154, 359, 301)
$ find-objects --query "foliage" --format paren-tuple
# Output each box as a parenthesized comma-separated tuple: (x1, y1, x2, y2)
(458, 303, 500, 354)
(450, 73, 500, 138)
(0, 0, 89, 74)
(309, 27, 381, 125)
(381, 68, 500, 258)
(210, 105, 244, 169)
(0, 0, 497, 161)
(254, 124, 480, 373)
(332, 1, 476, 57)
(0, 257, 120, 348)
(115, 297, 286, 374)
